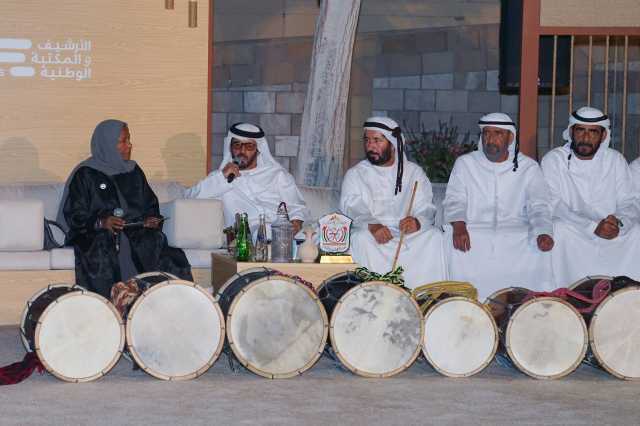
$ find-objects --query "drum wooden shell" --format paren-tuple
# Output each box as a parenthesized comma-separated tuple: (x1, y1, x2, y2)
(20, 284, 125, 382)
(220, 268, 328, 379)
(486, 287, 588, 380)
(422, 296, 498, 378)
(320, 274, 423, 378)
(571, 276, 640, 380)
(125, 276, 225, 381)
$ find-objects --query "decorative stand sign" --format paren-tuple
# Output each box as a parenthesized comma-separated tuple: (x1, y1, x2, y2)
(318, 212, 353, 264)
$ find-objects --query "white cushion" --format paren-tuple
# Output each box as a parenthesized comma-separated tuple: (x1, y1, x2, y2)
(298, 186, 341, 222)
(0, 200, 44, 251)
(50, 248, 75, 269)
(184, 249, 217, 268)
(160, 199, 224, 249)
(0, 251, 50, 270)
(0, 183, 63, 221)
(150, 181, 186, 204)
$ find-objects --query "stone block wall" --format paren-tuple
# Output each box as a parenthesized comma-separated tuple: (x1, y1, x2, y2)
(212, 27, 640, 172)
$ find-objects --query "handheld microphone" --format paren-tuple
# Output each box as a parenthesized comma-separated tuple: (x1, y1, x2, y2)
(227, 158, 241, 183)
(113, 208, 124, 252)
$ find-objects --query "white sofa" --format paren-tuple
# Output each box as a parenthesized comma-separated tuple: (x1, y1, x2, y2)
(0, 182, 225, 271)
(0, 180, 446, 325)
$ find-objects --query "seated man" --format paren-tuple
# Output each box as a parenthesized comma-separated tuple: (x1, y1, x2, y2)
(185, 122, 309, 236)
(541, 106, 640, 286)
(58, 119, 192, 298)
(340, 117, 446, 289)
(630, 156, 640, 193)
(443, 113, 554, 299)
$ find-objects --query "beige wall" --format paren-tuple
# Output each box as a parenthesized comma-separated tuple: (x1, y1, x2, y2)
(541, 0, 640, 27)
(0, 1, 210, 185)
(214, 0, 499, 42)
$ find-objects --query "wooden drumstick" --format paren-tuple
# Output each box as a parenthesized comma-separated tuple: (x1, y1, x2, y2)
(391, 181, 418, 271)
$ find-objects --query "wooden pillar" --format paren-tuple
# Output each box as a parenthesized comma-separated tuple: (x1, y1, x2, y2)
(518, 0, 541, 159)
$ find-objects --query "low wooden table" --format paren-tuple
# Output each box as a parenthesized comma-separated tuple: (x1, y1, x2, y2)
(211, 253, 358, 293)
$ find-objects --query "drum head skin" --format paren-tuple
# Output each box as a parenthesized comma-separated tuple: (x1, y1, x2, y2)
(226, 276, 328, 379)
(126, 280, 225, 380)
(330, 281, 423, 378)
(423, 297, 498, 377)
(35, 291, 125, 382)
(506, 297, 587, 379)
(590, 287, 640, 380)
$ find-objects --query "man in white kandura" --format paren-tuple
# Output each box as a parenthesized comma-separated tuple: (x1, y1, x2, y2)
(340, 117, 446, 289)
(443, 113, 555, 300)
(186, 122, 309, 235)
(541, 106, 640, 286)
(629, 156, 640, 193)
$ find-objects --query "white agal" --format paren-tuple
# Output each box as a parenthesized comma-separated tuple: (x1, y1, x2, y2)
(226, 277, 327, 378)
(126, 281, 224, 380)
(507, 298, 587, 379)
(330, 282, 422, 377)
(422, 297, 498, 377)
(37, 292, 124, 381)
(590, 287, 640, 380)
(541, 141, 640, 286)
(340, 159, 447, 289)
(444, 151, 554, 300)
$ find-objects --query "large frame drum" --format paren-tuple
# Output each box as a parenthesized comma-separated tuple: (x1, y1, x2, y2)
(422, 296, 498, 378)
(20, 284, 124, 382)
(485, 287, 588, 379)
(570, 276, 640, 380)
(318, 272, 423, 378)
(123, 272, 225, 380)
(218, 267, 328, 379)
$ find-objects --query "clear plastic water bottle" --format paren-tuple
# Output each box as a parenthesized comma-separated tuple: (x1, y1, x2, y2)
(254, 213, 269, 262)
(270, 202, 293, 263)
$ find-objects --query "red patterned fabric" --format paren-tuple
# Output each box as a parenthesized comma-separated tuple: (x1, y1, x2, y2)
(0, 352, 44, 385)
(524, 279, 611, 314)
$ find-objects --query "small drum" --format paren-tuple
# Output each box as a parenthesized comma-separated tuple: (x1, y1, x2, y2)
(119, 272, 225, 380)
(570, 276, 640, 380)
(318, 272, 423, 378)
(218, 267, 328, 379)
(414, 282, 498, 377)
(485, 287, 588, 379)
(20, 284, 124, 382)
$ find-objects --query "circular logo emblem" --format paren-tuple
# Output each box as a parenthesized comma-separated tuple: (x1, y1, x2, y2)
(99, 183, 107, 190)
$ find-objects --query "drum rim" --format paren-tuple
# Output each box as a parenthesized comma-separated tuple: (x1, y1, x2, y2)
(505, 296, 588, 380)
(125, 279, 226, 381)
(589, 286, 640, 380)
(216, 266, 273, 297)
(483, 286, 529, 305)
(567, 275, 613, 291)
(329, 280, 423, 378)
(421, 296, 498, 378)
(20, 283, 82, 353)
(316, 270, 361, 293)
(226, 274, 329, 379)
(34, 289, 125, 383)
(133, 271, 179, 281)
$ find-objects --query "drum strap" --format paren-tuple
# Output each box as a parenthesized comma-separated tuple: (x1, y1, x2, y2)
(270, 269, 316, 292)
(524, 280, 611, 314)
(0, 352, 44, 386)
(412, 281, 478, 314)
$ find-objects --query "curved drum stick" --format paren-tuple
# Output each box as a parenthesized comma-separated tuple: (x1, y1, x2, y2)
(391, 181, 418, 271)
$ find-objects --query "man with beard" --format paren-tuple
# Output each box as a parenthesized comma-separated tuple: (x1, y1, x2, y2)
(186, 122, 309, 236)
(443, 113, 555, 299)
(541, 106, 640, 286)
(339, 117, 446, 288)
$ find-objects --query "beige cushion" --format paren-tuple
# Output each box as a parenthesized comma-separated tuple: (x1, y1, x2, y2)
(160, 199, 224, 249)
(50, 248, 75, 269)
(0, 200, 44, 251)
(0, 251, 50, 270)
(149, 181, 186, 204)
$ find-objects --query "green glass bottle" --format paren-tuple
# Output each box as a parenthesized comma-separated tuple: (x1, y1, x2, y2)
(235, 213, 251, 262)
